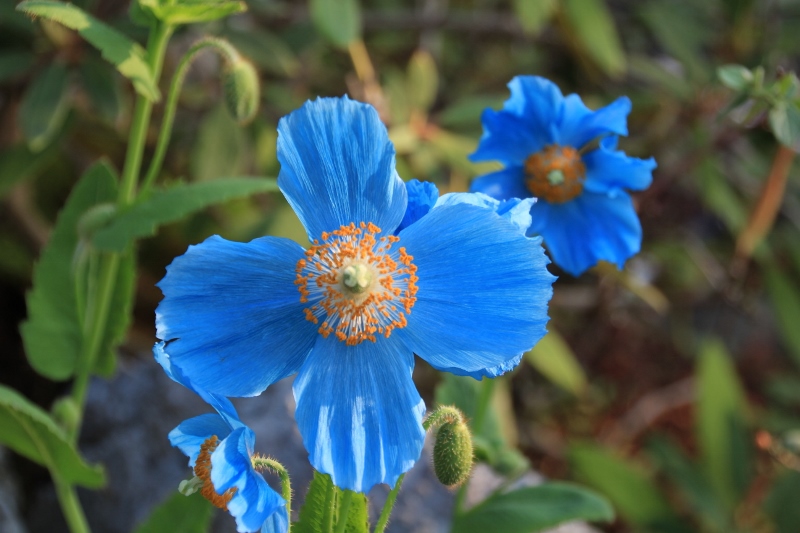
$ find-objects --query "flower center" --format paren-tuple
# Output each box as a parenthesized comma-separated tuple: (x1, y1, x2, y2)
(295, 222, 418, 346)
(194, 436, 237, 510)
(524, 144, 586, 203)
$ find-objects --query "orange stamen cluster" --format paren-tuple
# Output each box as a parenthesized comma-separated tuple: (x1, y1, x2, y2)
(194, 436, 237, 510)
(524, 144, 586, 203)
(295, 222, 418, 346)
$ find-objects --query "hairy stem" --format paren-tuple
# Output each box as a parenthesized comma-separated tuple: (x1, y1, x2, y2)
(373, 474, 405, 533)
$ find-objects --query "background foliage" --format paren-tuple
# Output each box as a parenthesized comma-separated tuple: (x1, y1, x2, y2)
(2, 0, 800, 531)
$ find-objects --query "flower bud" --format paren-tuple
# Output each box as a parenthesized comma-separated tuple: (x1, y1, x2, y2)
(223, 58, 260, 125)
(77, 203, 117, 241)
(432, 416, 473, 488)
(51, 397, 80, 433)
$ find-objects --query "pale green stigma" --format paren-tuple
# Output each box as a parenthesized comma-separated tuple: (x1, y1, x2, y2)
(178, 476, 203, 496)
(342, 263, 372, 293)
(547, 169, 565, 186)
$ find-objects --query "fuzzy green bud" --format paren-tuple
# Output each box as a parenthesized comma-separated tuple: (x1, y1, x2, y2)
(432, 414, 473, 488)
(223, 58, 260, 125)
(51, 397, 80, 433)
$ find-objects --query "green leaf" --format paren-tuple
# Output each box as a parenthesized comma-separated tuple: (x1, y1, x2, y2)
(765, 471, 800, 533)
(765, 266, 800, 367)
(16, 0, 160, 101)
(19, 63, 71, 152)
(407, 49, 438, 113)
(79, 58, 123, 123)
(717, 64, 753, 91)
(21, 162, 118, 380)
(512, 0, 557, 36)
(191, 104, 247, 182)
(295, 471, 336, 533)
(309, 0, 361, 49)
(695, 339, 752, 509)
(133, 491, 213, 533)
(0, 142, 61, 198)
(94, 252, 136, 377)
(92, 177, 279, 252)
(437, 95, 506, 129)
(0, 50, 35, 82)
(141, 0, 246, 25)
(561, 0, 626, 77)
(221, 29, 300, 77)
(524, 329, 587, 395)
(570, 442, 686, 530)
(638, 1, 710, 82)
(0, 384, 105, 487)
(452, 482, 613, 533)
(337, 489, 369, 533)
(769, 100, 800, 151)
(695, 158, 747, 234)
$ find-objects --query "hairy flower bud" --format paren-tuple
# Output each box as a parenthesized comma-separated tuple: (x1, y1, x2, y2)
(223, 58, 260, 125)
(430, 408, 473, 487)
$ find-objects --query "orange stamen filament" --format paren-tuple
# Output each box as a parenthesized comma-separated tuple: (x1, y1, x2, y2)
(524, 144, 586, 203)
(295, 222, 418, 346)
(194, 436, 237, 510)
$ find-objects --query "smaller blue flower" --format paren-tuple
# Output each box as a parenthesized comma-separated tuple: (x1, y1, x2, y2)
(470, 75, 657, 276)
(156, 343, 286, 533)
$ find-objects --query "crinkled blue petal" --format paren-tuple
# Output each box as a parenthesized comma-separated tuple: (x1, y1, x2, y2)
(293, 334, 425, 493)
(168, 414, 232, 467)
(469, 166, 528, 200)
(396, 179, 439, 233)
(260, 507, 289, 533)
(277, 97, 407, 240)
(156, 235, 317, 397)
(469, 109, 547, 165)
(211, 427, 286, 533)
(583, 136, 656, 194)
(556, 95, 630, 148)
(396, 203, 554, 379)
(154, 341, 241, 429)
(530, 191, 642, 276)
(435, 192, 536, 235)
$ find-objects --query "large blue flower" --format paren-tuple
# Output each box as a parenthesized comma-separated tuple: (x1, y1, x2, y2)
(156, 343, 287, 533)
(155, 96, 554, 493)
(470, 76, 657, 276)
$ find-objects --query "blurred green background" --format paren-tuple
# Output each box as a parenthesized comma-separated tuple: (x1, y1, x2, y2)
(2, 0, 800, 531)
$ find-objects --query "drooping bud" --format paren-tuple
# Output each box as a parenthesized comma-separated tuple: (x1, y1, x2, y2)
(51, 397, 79, 433)
(425, 406, 474, 488)
(223, 57, 260, 125)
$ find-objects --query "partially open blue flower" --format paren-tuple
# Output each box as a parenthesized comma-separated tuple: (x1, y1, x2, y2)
(155, 96, 554, 493)
(470, 76, 657, 276)
(156, 343, 286, 533)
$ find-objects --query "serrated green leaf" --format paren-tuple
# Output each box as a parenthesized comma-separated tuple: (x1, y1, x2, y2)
(21, 162, 118, 380)
(92, 177, 279, 252)
(513, 0, 557, 36)
(295, 471, 336, 533)
(407, 50, 438, 113)
(570, 442, 686, 530)
(452, 482, 613, 533)
(765, 266, 800, 367)
(93, 252, 135, 377)
(310, 0, 361, 49)
(133, 491, 213, 533)
(696, 339, 751, 509)
(769, 100, 800, 151)
(19, 63, 71, 152)
(717, 64, 753, 91)
(16, 0, 159, 101)
(79, 58, 123, 123)
(524, 329, 587, 395)
(145, 0, 246, 25)
(561, 0, 626, 77)
(0, 384, 105, 487)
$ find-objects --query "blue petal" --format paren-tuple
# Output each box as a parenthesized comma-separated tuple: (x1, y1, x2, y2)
(435, 192, 536, 235)
(277, 97, 407, 240)
(583, 136, 656, 194)
(211, 427, 286, 533)
(293, 334, 425, 493)
(530, 191, 642, 276)
(469, 166, 528, 200)
(156, 235, 317, 397)
(469, 109, 547, 165)
(168, 414, 232, 467)
(556, 95, 631, 148)
(396, 179, 439, 233)
(154, 342, 242, 428)
(260, 507, 289, 533)
(396, 203, 555, 379)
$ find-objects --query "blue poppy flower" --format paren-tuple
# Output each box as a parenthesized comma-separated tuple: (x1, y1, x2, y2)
(155, 96, 555, 493)
(469, 75, 657, 276)
(156, 343, 287, 533)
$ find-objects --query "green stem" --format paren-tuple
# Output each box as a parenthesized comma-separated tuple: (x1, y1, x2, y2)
(53, 476, 91, 533)
(141, 37, 241, 196)
(373, 474, 405, 533)
(322, 482, 336, 533)
(333, 490, 354, 533)
(252, 456, 292, 532)
(119, 22, 174, 206)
